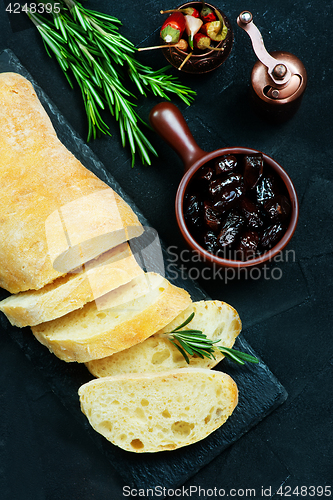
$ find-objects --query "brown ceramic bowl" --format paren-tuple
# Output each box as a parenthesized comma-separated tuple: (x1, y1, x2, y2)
(149, 102, 299, 271)
(161, 2, 233, 74)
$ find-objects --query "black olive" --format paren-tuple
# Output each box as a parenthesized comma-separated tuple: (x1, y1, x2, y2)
(243, 153, 263, 190)
(215, 155, 238, 175)
(218, 211, 245, 248)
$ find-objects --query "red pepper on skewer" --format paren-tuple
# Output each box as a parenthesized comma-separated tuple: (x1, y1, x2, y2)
(160, 12, 186, 44)
(160, 7, 200, 18)
(200, 5, 216, 23)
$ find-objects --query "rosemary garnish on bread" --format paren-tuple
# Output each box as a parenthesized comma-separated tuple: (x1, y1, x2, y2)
(167, 313, 259, 365)
(26, 0, 195, 166)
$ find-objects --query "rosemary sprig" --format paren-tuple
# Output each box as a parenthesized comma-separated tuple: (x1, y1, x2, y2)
(26, 0, 196, 166)
(166, 312, 259, 366)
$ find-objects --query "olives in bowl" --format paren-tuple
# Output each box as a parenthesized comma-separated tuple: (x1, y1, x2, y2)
(149, 102, 299, 272)
(184, 152, 293, 262)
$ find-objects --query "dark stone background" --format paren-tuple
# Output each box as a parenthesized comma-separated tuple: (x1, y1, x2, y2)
(0, 1, 332, 498)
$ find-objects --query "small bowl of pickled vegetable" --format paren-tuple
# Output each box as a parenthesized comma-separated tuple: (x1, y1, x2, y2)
(149, 102, 299, 272)
(159, 2, 233, 73)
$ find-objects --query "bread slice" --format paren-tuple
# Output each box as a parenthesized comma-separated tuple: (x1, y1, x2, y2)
(0, 73, 143, 293)
(0, 243, 144, 327)
(86, 300, 242, 377)
(31, 273, 192, 363)
(78, 368, 238, 453)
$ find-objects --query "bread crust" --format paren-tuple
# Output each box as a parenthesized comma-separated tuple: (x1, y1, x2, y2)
(31, 273, 192, 362)
(0, 73, 142, 293)
(0, 243, 144, 327)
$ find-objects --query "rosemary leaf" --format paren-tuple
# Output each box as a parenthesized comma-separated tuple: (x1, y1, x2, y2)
(190, 348, 215, 360)
(36, 28, 64, 59)
(67, 25, 89, 44)
(176, 338, 195, 356)
(85, 80, 104, 108)
(125, 117, 136, 158)
(170, 340, 190, 364)
(188, 349, 205, 359)
(118, 114, 125, 147)
(86, 10, 122, 24)
(172, 330, 208, 337)
(134, 128, 158, 156)
(103, 82, 115, 109)
(172, 312, 195, 332)
(132, 129, 153, 166)
(165, 313, 259, 366)
(218, 347, 259, 364)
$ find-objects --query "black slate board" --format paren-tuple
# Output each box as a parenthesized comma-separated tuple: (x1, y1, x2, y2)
(0, 49, 288, 494)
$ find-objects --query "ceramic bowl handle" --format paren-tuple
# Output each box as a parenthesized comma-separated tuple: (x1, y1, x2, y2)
(149, 102, 207, 172)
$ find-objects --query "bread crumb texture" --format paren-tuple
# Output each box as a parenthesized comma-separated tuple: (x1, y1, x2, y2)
(78, 368, 238, 452)
(86, 300, 242, 377)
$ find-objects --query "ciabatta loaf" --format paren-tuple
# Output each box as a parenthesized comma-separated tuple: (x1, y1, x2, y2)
(0, 243, 143, 327)
(0, 73, 143, 293)
(86, 300, 242, 377)
(31, 272, 191, 363)
(78, 368, 238, 453)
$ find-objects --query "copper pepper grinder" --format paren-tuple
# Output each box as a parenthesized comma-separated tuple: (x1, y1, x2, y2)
(237, 11, 307, 121)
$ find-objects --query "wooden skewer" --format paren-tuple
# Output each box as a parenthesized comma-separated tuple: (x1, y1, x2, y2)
(138, 44, 174, 51)
(178, 51, 192, 71)
(138, 39, 188, 52)
(208, 46, 225, 51)
(160, 9, 180, 14)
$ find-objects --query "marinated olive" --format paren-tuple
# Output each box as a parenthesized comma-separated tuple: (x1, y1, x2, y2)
(203, 230, 219, 254)
(264, 195, 291, 222)
(261, 223, 286, 249)
(184, 193, 203, 228)
(215, 155, 238, 175)
(208, 173, 243, 200)
(203, 201, 221, 231)
(255, 173, 277, 205)
(213, 184, 244, 213)
(198, 165, 214, 183)
(236, 230, 260, 261)
(240, 198, 264, 229)
(218, 211, 245, 248)
(243, 153, 263, 190)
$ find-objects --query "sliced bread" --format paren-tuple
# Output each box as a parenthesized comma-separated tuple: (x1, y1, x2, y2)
(0, 243, 143, 327)
(31, 272, 192, 363)
(78, 368, 238, 453)
(86, 300, 242, 377)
